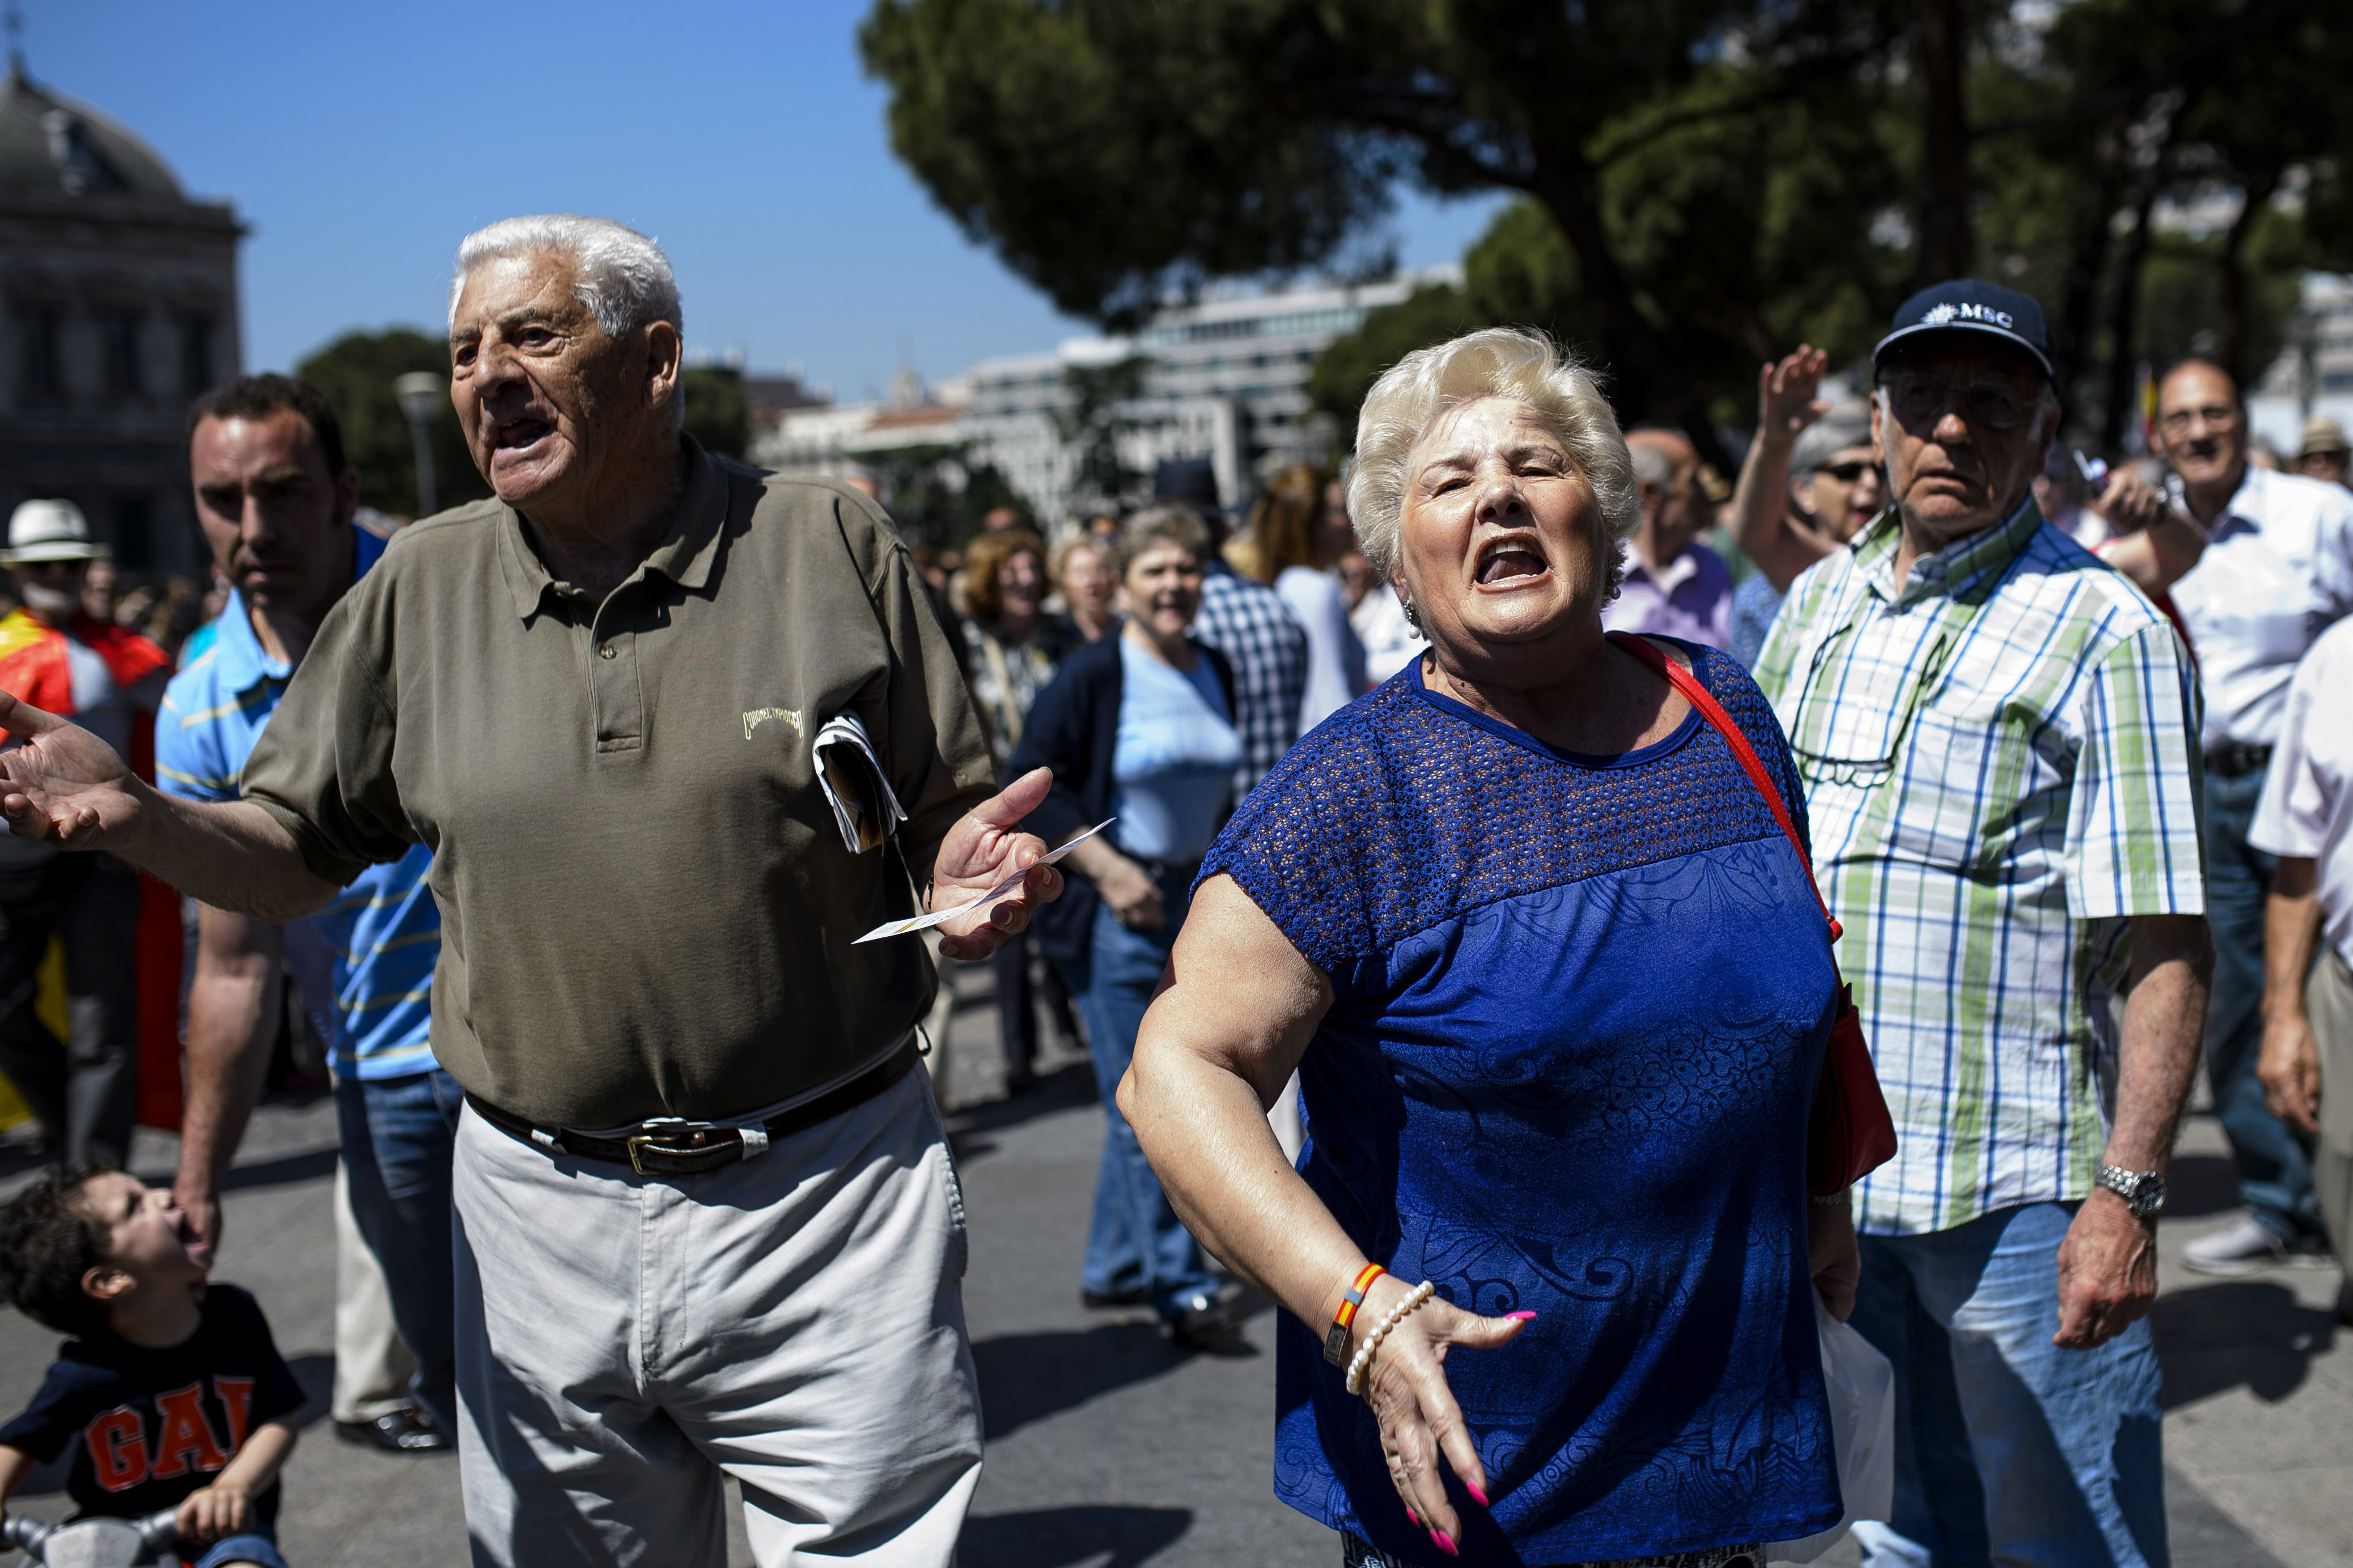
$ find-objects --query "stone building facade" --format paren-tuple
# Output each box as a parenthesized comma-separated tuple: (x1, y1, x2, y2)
(0, 59, 239, 579)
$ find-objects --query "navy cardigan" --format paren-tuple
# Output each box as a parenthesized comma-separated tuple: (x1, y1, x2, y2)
(1005, 632, 1237, 964)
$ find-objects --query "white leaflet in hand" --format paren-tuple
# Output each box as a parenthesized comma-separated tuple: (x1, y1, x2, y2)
(852, 818, 1116, 944)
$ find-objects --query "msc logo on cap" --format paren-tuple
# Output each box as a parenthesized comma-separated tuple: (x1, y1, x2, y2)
(1921, 301, 2014, 330)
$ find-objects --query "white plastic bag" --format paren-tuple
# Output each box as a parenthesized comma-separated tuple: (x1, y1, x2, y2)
(1770, 1290, 1895, 1563)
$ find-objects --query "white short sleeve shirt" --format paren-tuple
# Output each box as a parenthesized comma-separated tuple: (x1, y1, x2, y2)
(2249, 616, 2353, 969)
(2168, 465, 2353, 750)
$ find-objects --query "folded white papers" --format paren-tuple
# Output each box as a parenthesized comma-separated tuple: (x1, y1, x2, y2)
(853, 818, 1115, 944)
(813, 712, 908, 855)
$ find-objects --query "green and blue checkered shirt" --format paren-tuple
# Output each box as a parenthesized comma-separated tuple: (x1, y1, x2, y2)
(1753, 500, 2205, 1235)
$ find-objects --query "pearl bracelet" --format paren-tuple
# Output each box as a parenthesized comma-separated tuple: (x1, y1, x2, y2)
(1344, 1279, 1435, 1396)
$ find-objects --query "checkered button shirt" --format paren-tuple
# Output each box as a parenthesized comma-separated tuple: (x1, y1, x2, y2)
(1753, 500, 2205, 1236)
(1194, 561, 1308, 797)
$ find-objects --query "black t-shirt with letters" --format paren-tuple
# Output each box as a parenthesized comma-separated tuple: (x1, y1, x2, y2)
(0, 1285, 304, 1523)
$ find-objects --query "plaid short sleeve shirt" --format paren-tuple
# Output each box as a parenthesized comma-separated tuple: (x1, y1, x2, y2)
(1193, 562, 1309, 797)
(1753, 500, 2205, 1235)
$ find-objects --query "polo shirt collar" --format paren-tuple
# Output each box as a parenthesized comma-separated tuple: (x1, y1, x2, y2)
(213, 585, 288, 694)
(497, 437, 725, 620)
(215, 523, 388, 695)
(1855, 494, 2041, 607)
(2213, 461, 2266, 540)
(1624, 547, 1699, 594)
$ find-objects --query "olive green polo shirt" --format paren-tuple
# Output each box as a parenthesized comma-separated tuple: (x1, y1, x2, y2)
(239, 440, 995, 1127)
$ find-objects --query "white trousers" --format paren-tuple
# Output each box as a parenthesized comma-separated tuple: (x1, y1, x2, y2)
(331, 1159, 417, 1423)
(451, 1066, 982, 1567)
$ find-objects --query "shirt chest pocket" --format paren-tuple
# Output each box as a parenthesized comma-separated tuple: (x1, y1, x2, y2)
(1881, 698, 2063, 874)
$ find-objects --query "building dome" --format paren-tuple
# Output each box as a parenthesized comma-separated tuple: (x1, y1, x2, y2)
(0, 60, 186, 202)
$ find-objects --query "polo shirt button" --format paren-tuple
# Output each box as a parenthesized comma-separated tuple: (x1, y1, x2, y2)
(599, 645, 617, 660)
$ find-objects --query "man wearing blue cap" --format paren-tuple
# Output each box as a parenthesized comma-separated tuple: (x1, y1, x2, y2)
(1755, 280, 2212, 1566)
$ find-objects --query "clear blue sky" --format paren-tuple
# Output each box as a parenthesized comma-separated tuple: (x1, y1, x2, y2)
(28, 0, 1502, 402)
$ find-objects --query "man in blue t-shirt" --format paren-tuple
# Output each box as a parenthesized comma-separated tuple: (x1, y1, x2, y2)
(158, 375, 454, 1453)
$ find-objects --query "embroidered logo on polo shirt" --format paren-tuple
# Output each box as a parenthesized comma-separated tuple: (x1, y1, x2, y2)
(743, 706, 803, 741)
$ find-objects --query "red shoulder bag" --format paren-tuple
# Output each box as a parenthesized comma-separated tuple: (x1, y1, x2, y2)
(1607, 632, 1898, 1195)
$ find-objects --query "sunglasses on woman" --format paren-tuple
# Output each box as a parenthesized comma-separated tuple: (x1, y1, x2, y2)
(1814, 461, 1876, 482)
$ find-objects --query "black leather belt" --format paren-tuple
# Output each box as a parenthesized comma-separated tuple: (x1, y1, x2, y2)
(465, 1037, 921, 1176)
(2204, 742, 2274, 780)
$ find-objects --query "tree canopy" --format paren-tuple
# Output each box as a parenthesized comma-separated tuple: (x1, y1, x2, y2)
(680, 366, 750, 461)
(294, 329, 487, 521)
(864, 0, 2353, 460)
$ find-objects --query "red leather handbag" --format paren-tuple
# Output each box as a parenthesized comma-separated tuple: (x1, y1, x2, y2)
(1608, 634, 1898, 1195)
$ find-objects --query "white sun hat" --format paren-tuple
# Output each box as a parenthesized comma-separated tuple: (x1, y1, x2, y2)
(2, 499, 108, 566)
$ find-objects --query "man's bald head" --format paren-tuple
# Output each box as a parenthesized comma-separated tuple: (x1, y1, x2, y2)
(2159, 358, 2239, 415)
(1626, 427, 1707, 567)
(2156, 358, 2246, 513)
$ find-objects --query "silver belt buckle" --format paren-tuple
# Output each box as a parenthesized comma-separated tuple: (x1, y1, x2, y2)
(625, 1117, 728, 1175)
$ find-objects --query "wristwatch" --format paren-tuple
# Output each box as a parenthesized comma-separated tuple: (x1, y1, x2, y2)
(2096, 1165, 2167, 1219)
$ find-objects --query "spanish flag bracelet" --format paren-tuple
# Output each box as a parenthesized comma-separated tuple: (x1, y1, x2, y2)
(1322, 1263, 1388, 1366)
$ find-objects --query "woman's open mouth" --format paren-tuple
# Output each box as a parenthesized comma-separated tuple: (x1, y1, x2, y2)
(1476, 538, 1548, 585)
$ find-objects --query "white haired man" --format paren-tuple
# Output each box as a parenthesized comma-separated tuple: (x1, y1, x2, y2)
(1754, 281, 2212, 1566)
(0, 214, 1061, 1568)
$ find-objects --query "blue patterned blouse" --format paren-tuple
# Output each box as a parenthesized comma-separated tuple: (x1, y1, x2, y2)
(1197, 640, 1843, 1566)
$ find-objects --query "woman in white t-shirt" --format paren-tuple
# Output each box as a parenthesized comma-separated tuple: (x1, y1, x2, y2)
(1231, 463, 1367, 732)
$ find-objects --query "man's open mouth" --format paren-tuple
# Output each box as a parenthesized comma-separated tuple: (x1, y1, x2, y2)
(494, 417, 553, 452)
(1476, 537, 1548, 585)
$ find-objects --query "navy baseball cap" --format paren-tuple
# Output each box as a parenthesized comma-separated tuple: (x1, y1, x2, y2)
(1872, 280, 2055, 386)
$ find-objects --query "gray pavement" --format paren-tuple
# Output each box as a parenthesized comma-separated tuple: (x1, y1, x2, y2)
(1, 957, 2347, 1566)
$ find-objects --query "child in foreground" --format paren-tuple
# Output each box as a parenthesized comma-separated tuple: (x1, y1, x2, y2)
(0, 1166, 304, 1568)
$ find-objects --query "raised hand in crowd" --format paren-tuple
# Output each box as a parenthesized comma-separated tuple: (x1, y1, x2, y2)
(2091, 468, 2207, 600)
(1731, 344, 1844, 593)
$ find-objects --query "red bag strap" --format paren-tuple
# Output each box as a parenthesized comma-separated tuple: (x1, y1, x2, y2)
(1605, 632, 1840, 941)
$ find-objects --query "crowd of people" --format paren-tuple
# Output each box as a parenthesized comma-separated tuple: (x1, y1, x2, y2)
(0, 210, 2342, 1568)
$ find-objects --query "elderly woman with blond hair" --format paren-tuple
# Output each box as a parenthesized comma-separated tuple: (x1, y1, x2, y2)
(1121, 329, 1857, 1568)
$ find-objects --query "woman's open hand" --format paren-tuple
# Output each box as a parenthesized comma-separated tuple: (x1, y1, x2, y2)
(1354, 1277, 1533, 1554)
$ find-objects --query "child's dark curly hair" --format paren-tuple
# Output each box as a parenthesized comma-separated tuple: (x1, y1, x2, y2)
(0, 1163, 117, 1337)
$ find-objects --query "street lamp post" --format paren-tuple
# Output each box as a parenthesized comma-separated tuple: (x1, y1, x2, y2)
(392, 372, 444, 519)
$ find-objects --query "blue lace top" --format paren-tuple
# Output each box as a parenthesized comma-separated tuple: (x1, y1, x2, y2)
(1198, 640, 1842, 1565)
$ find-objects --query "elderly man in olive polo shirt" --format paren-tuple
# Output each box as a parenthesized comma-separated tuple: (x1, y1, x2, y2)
(0, 215, 1059, 1568)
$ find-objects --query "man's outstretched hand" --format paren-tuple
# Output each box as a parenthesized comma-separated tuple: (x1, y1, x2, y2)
(0, 690, 145, 851)
(930, 766, 1064, 961)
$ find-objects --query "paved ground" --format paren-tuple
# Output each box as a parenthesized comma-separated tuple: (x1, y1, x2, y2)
(2, 958, 2348, 1566)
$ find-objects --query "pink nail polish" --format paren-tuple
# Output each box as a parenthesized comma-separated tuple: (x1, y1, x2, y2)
(1466, 1480, 1490, 1507)
(1405, 1506, 1420, 1526)
(1430, 1527, 1459, 1556)
(1503, 1310, 1538, 1321)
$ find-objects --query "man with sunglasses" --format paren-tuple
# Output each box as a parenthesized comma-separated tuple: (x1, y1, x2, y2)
(0, 500, 168, 1165)
(1755, 281, 2211, 1567)
(2147, 361, 2353, 1278)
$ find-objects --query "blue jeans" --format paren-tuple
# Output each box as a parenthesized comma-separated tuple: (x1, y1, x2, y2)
(193, 1528, 291, 1568)
(1849, 1203, 2166, 1568)
(334, 1065, 463, 1434)
(1073, 868, 1215, 1318)
(2202, 765, 2324, 1242)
